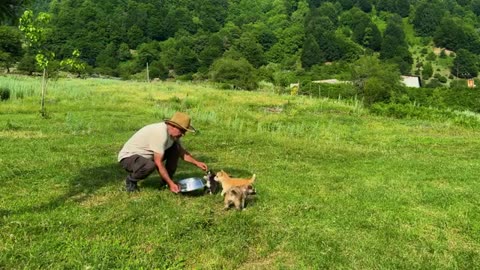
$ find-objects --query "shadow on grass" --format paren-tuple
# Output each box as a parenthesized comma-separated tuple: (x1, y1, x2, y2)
(67, 162, 125, 200)
(1, 163, 124, 216)
(1, 158, 254, 217)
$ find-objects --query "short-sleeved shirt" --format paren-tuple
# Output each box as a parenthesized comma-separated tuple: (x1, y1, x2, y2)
(118, 122, 176, 162)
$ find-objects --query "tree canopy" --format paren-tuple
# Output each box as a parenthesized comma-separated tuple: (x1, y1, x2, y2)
(1, 0, 480, 88)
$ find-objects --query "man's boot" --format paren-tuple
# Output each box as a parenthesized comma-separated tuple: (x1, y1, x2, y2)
(125, 176, 139, 192)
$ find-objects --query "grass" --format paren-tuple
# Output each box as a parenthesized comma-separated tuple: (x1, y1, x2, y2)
(1, 75, 480, 269)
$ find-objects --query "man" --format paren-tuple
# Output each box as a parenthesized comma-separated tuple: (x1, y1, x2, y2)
(118, 112, 208, 192)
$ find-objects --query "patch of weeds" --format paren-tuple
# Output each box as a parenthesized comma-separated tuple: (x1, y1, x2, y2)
(4, 120, 21, 131)
(180, 97, 199, 109)
(162, 96, 199, 110)
(194, 111, 217, 123)
(65, 113, 92, 134)
(152, 107, 177, 120)
(15, 90, 24, 99)
(169, 96, 181, 103)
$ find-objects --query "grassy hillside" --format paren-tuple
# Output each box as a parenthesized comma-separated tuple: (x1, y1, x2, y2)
(401, 17, 456, 86)
(1, 76, 480, 269)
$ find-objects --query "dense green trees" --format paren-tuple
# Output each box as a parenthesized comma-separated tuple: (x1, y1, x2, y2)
(376, 0, 410, 17)
(2, 0, 480, 102)
(412, 0, 444, 37)
(451, 49, 478, 78)
(301, 34, 324, 68)
(0, 0, 25, 23)
(380, 15, 412, 74)
(434, 17, 480, 54)
(0, 26, 23, 72)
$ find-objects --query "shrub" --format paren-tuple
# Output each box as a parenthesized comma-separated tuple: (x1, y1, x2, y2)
(17, 53, 38, 75)
(426, 52, 436, 61)
(422, 62, 433, 79)
(0, 87, 10, 101)
(425, 78, 442, 88)
(437, 75, 447, 83)
(440, 49, 447, 58)
(209, 57, 257, 90)
(118, 61, 140, 80)
(149, 60, 168, 80)
(350, 56, 404, 106)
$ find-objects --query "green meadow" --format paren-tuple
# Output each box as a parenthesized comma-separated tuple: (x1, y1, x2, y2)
(1, 76, 480, 269)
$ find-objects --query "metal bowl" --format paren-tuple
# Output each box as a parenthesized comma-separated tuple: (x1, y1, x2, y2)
(178, 177, 205, 193)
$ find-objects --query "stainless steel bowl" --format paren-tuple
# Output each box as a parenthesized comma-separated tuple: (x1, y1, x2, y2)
(178, 177, 205, 193)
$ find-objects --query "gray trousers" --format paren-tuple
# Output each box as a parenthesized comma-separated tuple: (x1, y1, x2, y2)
(119, 143, 181, 181)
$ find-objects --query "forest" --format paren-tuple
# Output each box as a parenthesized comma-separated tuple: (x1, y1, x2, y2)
(1, 0, 480, 102)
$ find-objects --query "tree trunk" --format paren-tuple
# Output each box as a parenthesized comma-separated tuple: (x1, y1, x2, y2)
(41, 68, 47, 117)
(146, 62, 150, 83)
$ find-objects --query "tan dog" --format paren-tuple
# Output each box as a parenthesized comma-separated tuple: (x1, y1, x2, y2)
(214, 170, 256, 196)
(223, 185, 256, 210)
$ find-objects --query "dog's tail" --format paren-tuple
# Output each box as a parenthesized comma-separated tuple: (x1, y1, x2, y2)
(250, 174, 256, 183)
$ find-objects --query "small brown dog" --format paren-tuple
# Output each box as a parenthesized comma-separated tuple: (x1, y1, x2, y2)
(214, 170, 256, 196)
(223, 185, 256, 210)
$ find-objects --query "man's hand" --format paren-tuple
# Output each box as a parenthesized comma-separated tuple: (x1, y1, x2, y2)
(195, 161, 208, 171)
(169, 183, 180, 193)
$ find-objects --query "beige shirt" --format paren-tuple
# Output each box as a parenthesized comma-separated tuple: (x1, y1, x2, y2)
(118, 122, 175, 162)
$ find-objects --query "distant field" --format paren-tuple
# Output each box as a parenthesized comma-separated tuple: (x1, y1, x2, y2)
(1, 76, 480, 269)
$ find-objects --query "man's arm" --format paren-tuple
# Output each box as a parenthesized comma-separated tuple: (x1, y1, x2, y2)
(153, 152, 180, 193)
(179, 145, 208, 171)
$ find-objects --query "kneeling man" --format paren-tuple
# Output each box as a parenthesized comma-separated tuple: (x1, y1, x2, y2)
(118, 112, 208, 193)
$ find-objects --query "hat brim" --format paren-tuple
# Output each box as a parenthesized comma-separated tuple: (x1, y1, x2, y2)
(165, 120, 196, 133)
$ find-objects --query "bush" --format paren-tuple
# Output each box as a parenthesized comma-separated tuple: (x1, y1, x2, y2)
(118, 61, 140, 80)
(425, 78, 442, 88)
(17, 53, 38, 75)
(0, 87, 10, 101)
(426, 52, 436, 61)
(433, 74, 447, 83)
(422, 62, 433, 79)
(441, 87, 480, 112)
(440, 49, 447, 58)
(148, 60, 168, 80)
(209, 57, 258, 90)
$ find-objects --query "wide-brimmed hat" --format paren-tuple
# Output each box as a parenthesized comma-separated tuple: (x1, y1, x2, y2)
(164, 112, 196, 132)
